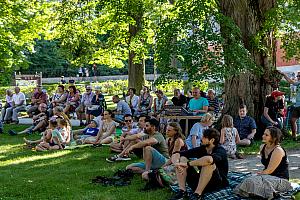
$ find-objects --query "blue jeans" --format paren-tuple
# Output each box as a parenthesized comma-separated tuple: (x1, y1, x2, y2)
(261, 115, 283, 129)
(127, 148, 167, 170)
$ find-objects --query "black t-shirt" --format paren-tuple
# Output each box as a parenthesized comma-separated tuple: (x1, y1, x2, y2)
(171, 94, 187, 106)
(179, 145, 228, 182)
(264, 96, 284, 120)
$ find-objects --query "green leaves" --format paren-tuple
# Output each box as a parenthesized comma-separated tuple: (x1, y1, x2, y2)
(0, 1, 49, 70)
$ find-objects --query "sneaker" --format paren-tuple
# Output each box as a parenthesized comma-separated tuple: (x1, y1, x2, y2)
(106, 155, 119, 163)
(189, 193, 202, 200)
(27, 129, 34, 135)
(92, 144, 102, 148)
(116, 155, 132, 161)
(169, 189, 187, 200)
(8, 130, 17, 136)
(79, 122, 85, 127)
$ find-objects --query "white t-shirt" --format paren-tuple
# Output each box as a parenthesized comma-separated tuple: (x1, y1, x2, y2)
(13, 92, 26, 105)
(94, 115, 103, 128)
(125, 95, 139, 111)
(6, 95, 13, 105)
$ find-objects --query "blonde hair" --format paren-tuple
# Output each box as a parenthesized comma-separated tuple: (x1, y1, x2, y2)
(53, 106, 71, 126)
(201, 113, 214, 124)
(57, 118, 68, 127)
(221, 115, 234, 128)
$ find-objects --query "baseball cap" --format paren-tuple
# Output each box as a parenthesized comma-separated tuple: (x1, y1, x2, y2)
(271, 90, 285, 98)
(91, 120, 98, 127)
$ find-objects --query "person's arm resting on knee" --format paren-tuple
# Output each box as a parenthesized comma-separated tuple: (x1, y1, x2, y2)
(125, 137, 158, 154)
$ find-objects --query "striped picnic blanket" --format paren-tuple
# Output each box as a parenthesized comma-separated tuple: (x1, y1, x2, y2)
(170, 171, 300, 200)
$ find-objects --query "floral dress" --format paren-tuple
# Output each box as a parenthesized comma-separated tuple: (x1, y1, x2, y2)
(66, 92, 80, 112)
(139, 94, 151, 114)
(222, 127, 238, 156)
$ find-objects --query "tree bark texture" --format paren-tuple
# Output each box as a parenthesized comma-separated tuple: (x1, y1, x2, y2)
(220, 0, 276, 119)
(128, 18, 145, 95)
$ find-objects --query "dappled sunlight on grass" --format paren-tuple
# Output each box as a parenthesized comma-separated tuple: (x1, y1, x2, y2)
(0, 123, 299, 200)
(0, 151, 71, 167)
(0, 144, 24, 154)
(291, 179, 300, 184)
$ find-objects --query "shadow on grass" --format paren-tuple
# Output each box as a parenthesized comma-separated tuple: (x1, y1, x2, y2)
(1, 124, 299, 200)
(0, 133, 171, 200)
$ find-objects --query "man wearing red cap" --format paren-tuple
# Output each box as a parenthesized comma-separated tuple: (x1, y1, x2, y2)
(261, 90, 285, 129)
(280, 71, 300, 141)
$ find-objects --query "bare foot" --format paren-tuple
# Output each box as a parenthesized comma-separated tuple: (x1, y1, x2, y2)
(23, 137, 32, 145)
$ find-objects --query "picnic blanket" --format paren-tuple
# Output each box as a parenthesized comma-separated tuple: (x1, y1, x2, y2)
(170, 171, 300, 200)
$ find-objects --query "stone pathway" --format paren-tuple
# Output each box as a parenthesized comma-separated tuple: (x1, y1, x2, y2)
(229, 150, 300, 179)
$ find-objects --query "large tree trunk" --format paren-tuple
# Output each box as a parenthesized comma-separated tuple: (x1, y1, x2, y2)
(128, 17, 145, 95)
(220, 0, 276, 120)
(128, 49, 145, 95)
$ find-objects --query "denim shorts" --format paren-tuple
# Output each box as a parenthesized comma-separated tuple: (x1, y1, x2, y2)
(127, 148, 167, 170)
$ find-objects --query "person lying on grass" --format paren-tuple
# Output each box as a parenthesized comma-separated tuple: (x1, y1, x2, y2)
(83, 110, 117, 145)
(106, 114, 150, 162)
(35, 119, 67, 151)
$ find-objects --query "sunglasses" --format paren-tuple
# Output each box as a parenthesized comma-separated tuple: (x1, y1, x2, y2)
(124, 120, 132, 122)
(297, 76, 300, 77)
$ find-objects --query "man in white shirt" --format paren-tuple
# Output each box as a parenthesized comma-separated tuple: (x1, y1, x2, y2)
(4, 87, 26, 124)
(125, 88, 139, 116)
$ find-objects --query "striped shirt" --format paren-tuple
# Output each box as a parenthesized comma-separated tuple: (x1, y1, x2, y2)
(207, 97, 219, 114)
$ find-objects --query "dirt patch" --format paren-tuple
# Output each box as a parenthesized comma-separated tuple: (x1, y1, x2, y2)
(229, 150, 300, 179)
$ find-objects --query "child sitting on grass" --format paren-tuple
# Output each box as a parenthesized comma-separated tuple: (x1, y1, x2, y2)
(220, 114, 240, 159)
(35, 119, 66, 151)
(74, 120, 99, 144)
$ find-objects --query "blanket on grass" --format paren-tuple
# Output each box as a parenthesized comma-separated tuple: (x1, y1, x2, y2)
(170, 171, 300, 200)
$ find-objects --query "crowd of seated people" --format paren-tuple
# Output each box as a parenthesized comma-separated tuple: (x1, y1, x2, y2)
(0, 81, 297, 198)
(2, 87, 26, 124)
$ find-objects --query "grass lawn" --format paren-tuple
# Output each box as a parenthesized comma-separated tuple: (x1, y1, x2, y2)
(0, 125, 171, 200)
(1, 124, 300, 200)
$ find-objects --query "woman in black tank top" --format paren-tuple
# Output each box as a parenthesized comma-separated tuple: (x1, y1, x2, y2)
(258, 127, 289, 180)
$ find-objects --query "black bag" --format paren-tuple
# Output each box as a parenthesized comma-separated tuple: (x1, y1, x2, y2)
(92, 169, 134, 187)
(142, 169, 165, 191)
